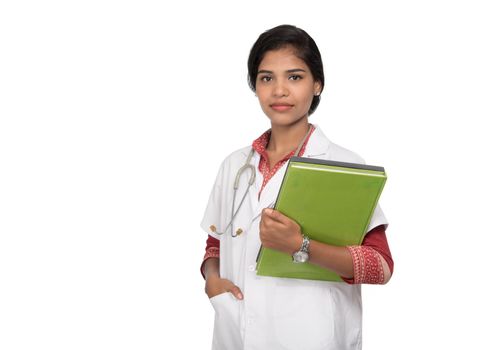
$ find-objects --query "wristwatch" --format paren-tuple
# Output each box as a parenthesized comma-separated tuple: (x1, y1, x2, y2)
(292, 235, 310, 263)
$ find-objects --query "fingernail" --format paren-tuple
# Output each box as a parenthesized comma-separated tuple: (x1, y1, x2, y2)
(237, 293, 243, 300)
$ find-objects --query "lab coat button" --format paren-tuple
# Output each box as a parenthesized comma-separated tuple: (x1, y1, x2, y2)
(248, 264, 255, 272)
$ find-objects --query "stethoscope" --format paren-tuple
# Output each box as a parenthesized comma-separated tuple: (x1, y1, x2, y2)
(210, 125, 314, 238)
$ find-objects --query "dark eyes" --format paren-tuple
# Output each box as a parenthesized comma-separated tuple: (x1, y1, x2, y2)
(258, 75, 303, 82)
(289, 75, 302, 81)
(260, 76, 273, 82)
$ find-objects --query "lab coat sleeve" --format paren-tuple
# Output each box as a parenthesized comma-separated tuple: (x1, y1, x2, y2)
(367, 204, 388, 232)
(200, 160, 227, 240)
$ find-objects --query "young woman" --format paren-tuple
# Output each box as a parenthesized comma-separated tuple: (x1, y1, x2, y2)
(200, 24, 393, 350)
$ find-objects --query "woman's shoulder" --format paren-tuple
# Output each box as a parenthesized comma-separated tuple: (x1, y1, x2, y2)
(311, 124, 366, 165)
(222, 145, 252, 163)
(327, 141, 367, 165)
(216, 145, 253, 172)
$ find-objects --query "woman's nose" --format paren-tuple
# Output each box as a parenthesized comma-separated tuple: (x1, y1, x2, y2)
(272, 79, 289, 97)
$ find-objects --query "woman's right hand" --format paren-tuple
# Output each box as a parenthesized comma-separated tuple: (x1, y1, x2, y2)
(205, 275, 243, 300)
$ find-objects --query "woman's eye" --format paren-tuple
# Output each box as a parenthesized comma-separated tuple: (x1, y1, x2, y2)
(260, 76, 272, 82)
(289, 75, 302, 81)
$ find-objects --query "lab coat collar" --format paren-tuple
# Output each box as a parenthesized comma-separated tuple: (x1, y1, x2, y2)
(241, 123, 331, 158)
(248, 123, 331, 219)
(303, 124, 331, 158)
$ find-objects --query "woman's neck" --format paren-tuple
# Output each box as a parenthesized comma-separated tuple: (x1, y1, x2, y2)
(267, 118, 310, 155)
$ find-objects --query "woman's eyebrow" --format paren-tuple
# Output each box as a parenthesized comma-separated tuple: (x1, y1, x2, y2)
(286, 68, 307, 73)
(257, 68, 307, 74)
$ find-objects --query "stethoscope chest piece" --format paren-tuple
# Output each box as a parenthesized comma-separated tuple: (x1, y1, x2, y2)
(210, 124, 313, 238)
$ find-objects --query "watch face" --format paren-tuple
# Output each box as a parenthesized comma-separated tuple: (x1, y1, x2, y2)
(293, 251, 309, 263)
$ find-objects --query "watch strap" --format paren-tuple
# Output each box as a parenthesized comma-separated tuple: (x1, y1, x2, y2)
(300, 235, 310, 253)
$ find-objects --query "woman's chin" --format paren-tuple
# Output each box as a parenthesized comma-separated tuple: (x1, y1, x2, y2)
(265, 113, 309, 128)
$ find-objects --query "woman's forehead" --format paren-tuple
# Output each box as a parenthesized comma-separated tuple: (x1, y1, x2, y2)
(258, 47, 308, 71)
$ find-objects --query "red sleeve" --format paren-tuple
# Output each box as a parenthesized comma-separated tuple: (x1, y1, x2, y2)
(200, 235, 220, 279)
(206, 235, 220, 250)
(362, 225, 394, 274)
(342, 224, 394, 284)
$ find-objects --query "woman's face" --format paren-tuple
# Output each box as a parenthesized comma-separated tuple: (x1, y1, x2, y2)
(255, 46, 322, 128)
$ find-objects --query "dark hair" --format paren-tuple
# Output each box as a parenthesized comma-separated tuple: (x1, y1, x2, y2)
(247, 24, 325, 115)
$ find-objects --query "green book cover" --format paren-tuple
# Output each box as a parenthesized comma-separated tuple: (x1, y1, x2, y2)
(256, 156, 387, 282)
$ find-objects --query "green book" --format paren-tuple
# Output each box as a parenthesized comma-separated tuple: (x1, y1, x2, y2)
(256, 156, 387, 282)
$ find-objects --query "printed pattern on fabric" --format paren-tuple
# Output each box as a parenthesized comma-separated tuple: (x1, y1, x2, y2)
(204, 247, 220, 260)
(252, 125, 315, 197)
(346, 245, 385, 284)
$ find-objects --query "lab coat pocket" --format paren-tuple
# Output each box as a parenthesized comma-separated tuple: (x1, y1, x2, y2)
(329, 285, 362, 349)
(209, 292, 243, 350)
(271, 281, 335, 350)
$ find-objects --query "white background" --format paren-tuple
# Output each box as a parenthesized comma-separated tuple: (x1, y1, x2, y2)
(1, 1, 476, 349)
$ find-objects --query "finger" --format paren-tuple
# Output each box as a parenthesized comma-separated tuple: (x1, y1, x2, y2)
(259, 217, 266, 236)
(259, 218, 274, 241)
(270, 210, 298, 230)
(260, 212, 276, 232)
(261, 210, 277, 227)
(260, 217, 272, 232)
(262, 208, 285, 223)
(228, 285, 244, 300)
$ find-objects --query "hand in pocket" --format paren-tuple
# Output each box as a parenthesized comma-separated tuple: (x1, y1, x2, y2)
(205, 275, 243, 300)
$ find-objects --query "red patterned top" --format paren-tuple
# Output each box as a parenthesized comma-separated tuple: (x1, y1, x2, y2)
(252, 125, 315, 197)
(201, 127, 394, 284)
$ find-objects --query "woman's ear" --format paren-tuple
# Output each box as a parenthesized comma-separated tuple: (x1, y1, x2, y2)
(314, 81, 322, 96)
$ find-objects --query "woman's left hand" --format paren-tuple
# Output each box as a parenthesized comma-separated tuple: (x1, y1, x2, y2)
(259, 208, 303, 255)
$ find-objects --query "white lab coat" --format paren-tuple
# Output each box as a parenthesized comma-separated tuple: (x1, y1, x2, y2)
(201, 125, 387, 350)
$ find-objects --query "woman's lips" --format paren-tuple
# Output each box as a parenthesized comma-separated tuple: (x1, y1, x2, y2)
(271, 104, 293, 111)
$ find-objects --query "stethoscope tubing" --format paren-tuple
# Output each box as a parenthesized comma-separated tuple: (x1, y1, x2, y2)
(214, 124, 313, 238)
